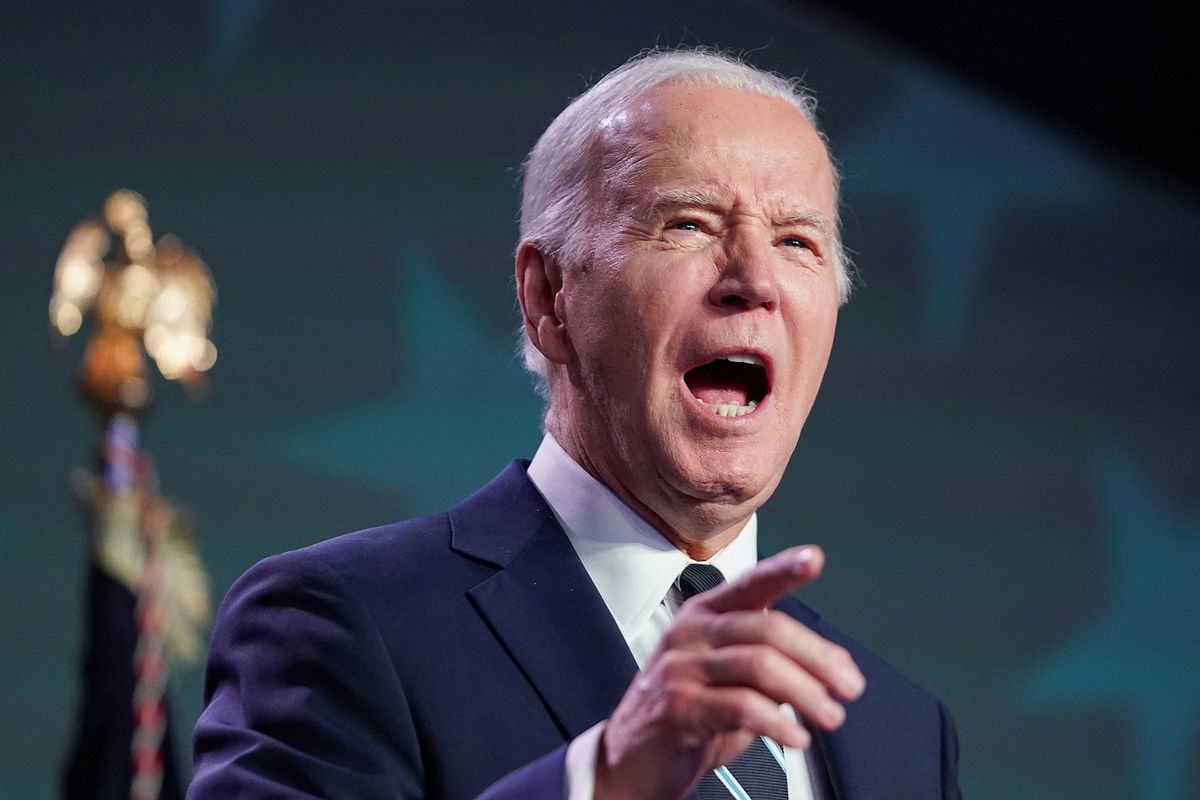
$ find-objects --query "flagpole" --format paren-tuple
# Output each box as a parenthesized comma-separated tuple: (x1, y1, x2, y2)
(54, 191, 215, 800)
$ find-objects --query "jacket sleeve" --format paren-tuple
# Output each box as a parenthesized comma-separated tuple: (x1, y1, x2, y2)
(188, 551, 567, 800)
(938, 698, 963, 800)
(475, 747, 567, 800)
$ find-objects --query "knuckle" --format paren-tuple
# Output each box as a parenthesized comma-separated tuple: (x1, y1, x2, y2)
(660, 622, 690, 650)
(662, 612, 709, 649)
(758, 610, 789, 641)
(721, 610, 765, 643)
(657, 648, 690, 678)
(706, 613, 734, 644)
(728, 692, 757, 726)
(744, 646, 776, 680)
(663, 680, 701, 720)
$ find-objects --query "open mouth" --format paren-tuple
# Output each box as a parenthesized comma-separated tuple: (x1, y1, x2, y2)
(683, 354, 769, 418)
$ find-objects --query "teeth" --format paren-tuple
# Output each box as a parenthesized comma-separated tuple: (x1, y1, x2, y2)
(718, 353, 764, 367)
(702, 400, 758, 417)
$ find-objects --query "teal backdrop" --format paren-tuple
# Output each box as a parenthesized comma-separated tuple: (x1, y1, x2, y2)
(1, 2, 1197, 798)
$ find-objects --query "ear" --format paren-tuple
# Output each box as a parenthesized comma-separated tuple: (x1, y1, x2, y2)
(515, 241, 571, 365)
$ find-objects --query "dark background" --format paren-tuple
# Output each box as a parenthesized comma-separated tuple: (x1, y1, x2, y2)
(2, 2, 1197, 798)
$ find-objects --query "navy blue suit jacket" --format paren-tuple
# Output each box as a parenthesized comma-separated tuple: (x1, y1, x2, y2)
(189, 461, 961, 799)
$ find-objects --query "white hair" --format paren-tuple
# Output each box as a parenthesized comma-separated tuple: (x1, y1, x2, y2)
(517, 48, 853, 399)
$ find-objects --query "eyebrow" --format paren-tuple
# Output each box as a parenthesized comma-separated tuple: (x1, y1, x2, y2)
(643, 187, 728, 216)
(776, 211, 831, 234)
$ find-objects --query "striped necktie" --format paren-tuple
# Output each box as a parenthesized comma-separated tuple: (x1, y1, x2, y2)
(677, 563, 789, 800)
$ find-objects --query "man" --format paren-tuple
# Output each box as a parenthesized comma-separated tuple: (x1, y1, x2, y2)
(190, 49, 961, 800)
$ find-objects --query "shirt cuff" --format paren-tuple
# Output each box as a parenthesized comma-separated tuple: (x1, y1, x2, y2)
(563, 720, 607, 800)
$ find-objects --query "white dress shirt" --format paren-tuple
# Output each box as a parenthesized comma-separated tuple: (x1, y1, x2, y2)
(527, 434, 825, 800)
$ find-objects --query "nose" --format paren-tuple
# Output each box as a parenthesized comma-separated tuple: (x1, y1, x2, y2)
(707, 228, 779, 312)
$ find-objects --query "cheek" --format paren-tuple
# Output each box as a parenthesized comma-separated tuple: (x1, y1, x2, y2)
(625, 260, 708, 322)
(602, 273, 690, 346)
(782, 295, 839, 387)
(810, 304, 839, 352)
(800, 319, 837, 376)
(785, 277, 839, 332)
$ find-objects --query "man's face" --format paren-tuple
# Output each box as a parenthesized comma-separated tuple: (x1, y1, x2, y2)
(551, 84, 841, 550)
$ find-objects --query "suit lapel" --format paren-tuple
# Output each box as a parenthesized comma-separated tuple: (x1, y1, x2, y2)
(451, 463, 875, 796)
(776, 594, 853, 800)
(450, 461, 639, 739)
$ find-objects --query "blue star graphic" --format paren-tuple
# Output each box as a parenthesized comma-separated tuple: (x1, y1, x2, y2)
(1022, 449, 1200, 799)
(278, 231, 543, 516)
(209, 0, 271, 68)
(838, 67, 1111, 354)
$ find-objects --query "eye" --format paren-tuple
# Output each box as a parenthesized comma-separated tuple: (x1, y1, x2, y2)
(778, 235, 812, 249)
(669, 219, 704, 233)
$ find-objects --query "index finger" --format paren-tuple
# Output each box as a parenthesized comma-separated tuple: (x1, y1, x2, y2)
(700, 545, 824, 613)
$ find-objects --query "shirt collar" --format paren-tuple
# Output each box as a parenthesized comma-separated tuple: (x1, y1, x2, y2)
(527, 434, 758, 643)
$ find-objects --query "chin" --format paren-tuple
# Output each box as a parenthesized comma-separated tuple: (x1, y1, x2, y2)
(667, 447, 779, 507)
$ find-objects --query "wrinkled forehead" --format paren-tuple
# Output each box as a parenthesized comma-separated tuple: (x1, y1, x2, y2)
(591, 85, 836, 215)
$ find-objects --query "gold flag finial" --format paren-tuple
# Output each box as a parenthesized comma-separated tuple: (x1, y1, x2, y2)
(51, 189, 217, 413)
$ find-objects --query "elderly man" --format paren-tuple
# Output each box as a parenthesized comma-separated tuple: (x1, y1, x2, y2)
(190, 49, 961, 800)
